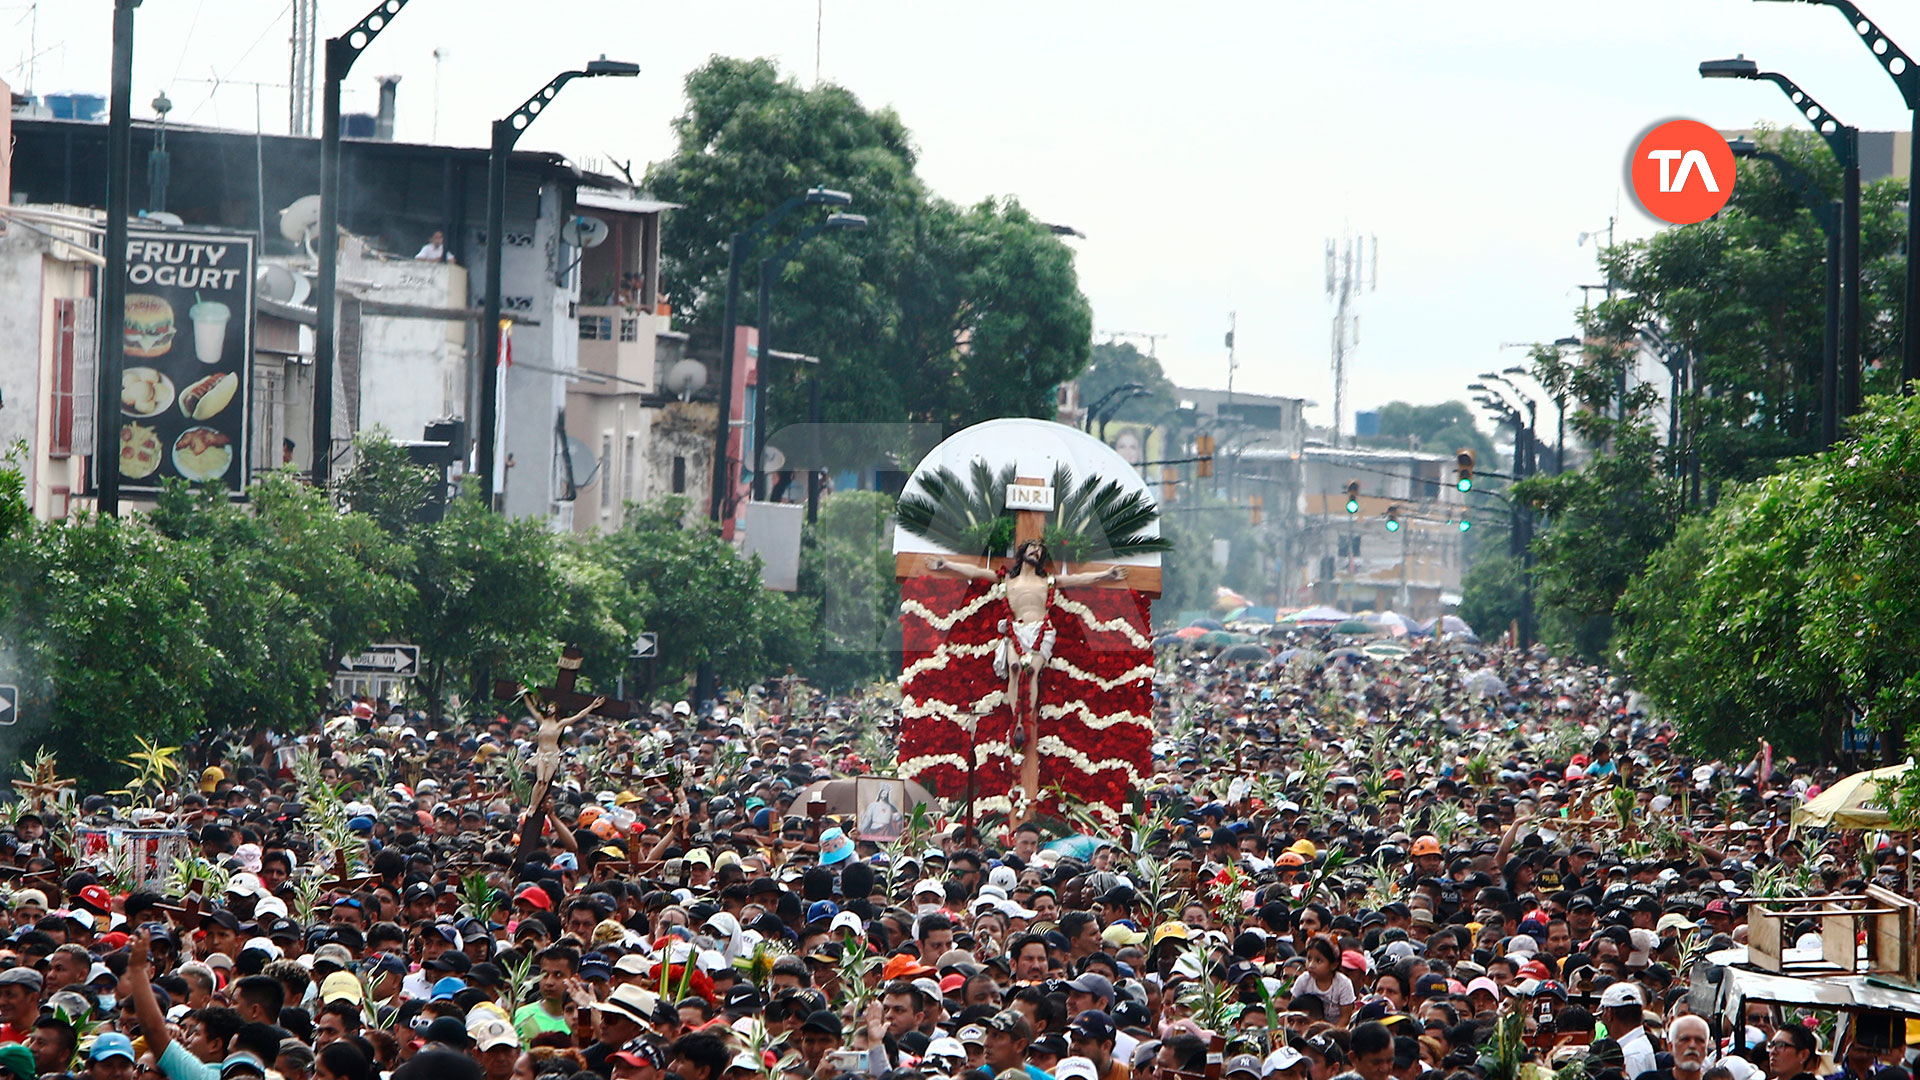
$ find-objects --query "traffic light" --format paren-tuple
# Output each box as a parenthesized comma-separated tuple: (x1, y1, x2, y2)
(1456, 448, 1475, 492)
(1196, 434, 1215, 478)
(1345, 480, 1360, 514)
(1458, 518, 1471, 533)
(1249, 494, 1263, 526)
(1161, 465, 1177, 504)
(1385, 506, 1401, 532)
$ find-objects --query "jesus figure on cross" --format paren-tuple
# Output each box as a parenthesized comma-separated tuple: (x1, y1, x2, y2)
(925, 539, 1124, 745)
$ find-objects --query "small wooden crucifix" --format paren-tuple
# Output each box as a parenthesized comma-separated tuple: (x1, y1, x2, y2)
(895, 475, 1161, 820)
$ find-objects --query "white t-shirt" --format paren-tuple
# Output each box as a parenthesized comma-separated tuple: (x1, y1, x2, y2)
(1290, 971, 1357, 1016)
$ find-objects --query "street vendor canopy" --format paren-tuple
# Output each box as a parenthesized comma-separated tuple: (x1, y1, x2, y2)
(1792, 761, 1914, 830)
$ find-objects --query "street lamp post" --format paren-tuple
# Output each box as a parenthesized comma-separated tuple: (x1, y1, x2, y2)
(313, 0, 416, 488)
(1754, 0, 1920, 387)
(1702, 58, 1861, 417)
(1549, 337, 1582, 473)
(708, 187, 854, 525)
(95, 0, 143, 518)
(1079, 382, 1145, 433)
(1473, 392, 1536, 647)
(752, 213, 867, 502)
(1097, 388, 1153, 441)
(476, 57, 640, 506)
(1729, 137, 1844, 445)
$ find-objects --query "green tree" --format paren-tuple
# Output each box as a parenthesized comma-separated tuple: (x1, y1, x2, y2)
(798, 491, 899, 691)
(1077, 341, 1179, 428)
(596, 497, 817, 692)
(647, 56, 1093, 434)
(1362, 401, 1497, 468)
(335, 431, 439, 536)
(0, 513, 213, 785)
(1457, 550, 1525, 643)
(405, 492, 568, 714)
(1616, 495, 1839, 759)
(147, 475, 412, 731)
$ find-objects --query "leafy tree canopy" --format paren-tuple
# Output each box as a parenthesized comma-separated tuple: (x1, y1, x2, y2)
(646, 57, 1093, 435)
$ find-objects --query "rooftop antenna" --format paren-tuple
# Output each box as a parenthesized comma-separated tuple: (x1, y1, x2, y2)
(815, 0, 824, 85)
(1326, 230, 1378, 449)
(289, 0, 317, 136)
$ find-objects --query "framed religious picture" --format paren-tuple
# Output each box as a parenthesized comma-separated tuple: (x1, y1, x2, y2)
(855, 777, 910, 842)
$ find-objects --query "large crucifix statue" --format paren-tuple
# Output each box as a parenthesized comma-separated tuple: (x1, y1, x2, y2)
(898, 476, 1161, 819)
(495, 646, 632, 867)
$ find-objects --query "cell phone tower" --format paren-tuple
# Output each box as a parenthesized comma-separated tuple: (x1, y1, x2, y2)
(1326, 232, 1377, 448)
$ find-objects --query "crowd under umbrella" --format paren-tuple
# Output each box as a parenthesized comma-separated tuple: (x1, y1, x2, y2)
(1284, 605, 1352, 625)
(1331, 619, 1382, 636)
(1462, 667, 1510, 697)
(1215, 642, 1272, 664)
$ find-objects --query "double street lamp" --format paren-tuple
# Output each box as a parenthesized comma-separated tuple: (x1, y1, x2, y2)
(313, 0, 417, 488)
(751, 212, 868, 503)
(708, 187, 854, 525)
(475, 56, 640, 505)
(1701, 56, 1861, 423)
(1752, 0, 1920, 387)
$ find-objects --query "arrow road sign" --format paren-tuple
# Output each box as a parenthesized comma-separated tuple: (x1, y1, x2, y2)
(337, 645, 421, 677)
(0, 686, 15, 726)
(632, 632, 658, 660)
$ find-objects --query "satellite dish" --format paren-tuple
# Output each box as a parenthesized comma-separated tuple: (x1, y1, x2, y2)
(665, 359, 708, 401)
(564, 436, 602, 489)
(279, 194, 323, 258)
(257, 264, 298, 303)
(561, 215, 609, 249)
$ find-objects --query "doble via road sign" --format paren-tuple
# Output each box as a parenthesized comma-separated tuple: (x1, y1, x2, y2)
(337, 645, 421, 677)
(632, 633, 658, 660)
(0, 685, 16, 727)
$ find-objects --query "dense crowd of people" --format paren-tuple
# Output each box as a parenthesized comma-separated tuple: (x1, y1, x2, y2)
(0, 632, 1905, 1080)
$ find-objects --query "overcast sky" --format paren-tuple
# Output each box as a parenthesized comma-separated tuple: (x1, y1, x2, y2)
(12, 1, 1920, 433)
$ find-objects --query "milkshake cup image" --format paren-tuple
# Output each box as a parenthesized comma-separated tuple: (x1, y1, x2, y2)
(189, 300, 231, 364)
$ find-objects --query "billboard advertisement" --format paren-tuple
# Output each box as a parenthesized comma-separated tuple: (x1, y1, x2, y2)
(113, 228, 254, 496)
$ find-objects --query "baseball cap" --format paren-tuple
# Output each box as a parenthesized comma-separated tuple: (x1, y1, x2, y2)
(1067, 1010, 1116, 1043)
(958, 1024, 988, 1046)
(1064, 973, 1115, 1004)
(1225, 1054, 1264, 1078)
(467, 1013, 519, 1051)
(0, 1045, 32, 1080)
(800, 1010, 844, 1036)
(424, 1015, 473, 1048)
(1057, 1058, 1100, 1080)
(1600, 982, 1645, 1008)
(1413, 972, 1448, 998)
(1265, 1047, 1307, 1075)
(90, 1033, 136, 1063)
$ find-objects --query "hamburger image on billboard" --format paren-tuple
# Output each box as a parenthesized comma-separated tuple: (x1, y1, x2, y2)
(123, 294, 175, 358)
(111, 229, 255, 495)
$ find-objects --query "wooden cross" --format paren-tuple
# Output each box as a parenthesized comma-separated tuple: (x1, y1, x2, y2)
(893, 473, 1163, 821)
(494, 646, 630, 868)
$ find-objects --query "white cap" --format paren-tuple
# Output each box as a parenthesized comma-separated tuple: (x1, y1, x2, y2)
(1264, 1047, 1306, 1075)
(830, 911, 864, 936)
(1056, 1058, 1099, 1080)
(1599, 982, 1644, 1008)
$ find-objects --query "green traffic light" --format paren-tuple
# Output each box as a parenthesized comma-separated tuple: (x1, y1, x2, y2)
(1385, 519, 1400, 533)
(1458, 519, 1471, 532)
(1456, 478, 1472, 492)
(1345, 499, 1360, 514)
